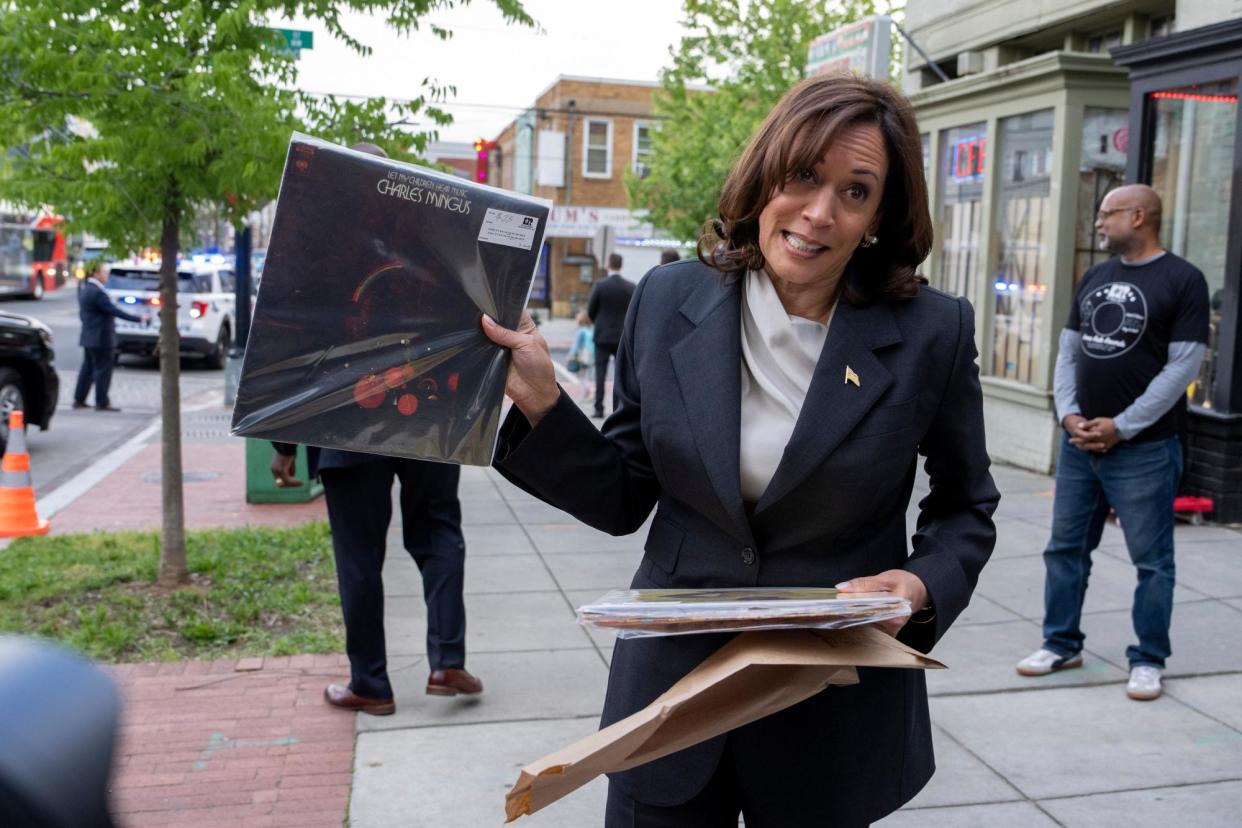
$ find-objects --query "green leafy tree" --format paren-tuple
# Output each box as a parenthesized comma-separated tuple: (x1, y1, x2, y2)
(0, 0, 530, 585)
(630, 0, 898, 243)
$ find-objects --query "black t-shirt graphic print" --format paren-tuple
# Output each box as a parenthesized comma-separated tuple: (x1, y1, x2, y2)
(1066, 253, 1209, 442)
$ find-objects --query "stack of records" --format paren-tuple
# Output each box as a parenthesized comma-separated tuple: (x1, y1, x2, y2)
(577, 588, 911, 639)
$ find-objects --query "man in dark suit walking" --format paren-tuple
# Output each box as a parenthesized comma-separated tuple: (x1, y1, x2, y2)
(272, 443, 480, 716)
(74, 262, 145, 412)
(587, 252, 636, 418)
(265, 139, 480, 719)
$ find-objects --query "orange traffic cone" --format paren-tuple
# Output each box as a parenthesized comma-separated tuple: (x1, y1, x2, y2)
(0, 410, 49, 537)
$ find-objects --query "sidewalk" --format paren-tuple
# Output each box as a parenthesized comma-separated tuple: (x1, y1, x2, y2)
(102, 654, 354, 828)
(31, 392, 1242, 827)
(351, 454, 1242, 827)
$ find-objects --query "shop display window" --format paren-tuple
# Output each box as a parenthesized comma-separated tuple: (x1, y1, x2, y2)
(1149, 78, 1238, 408)
(936, 123, 987, 301)
(988, 110, 1053, 385)
(1074, 108, 1129, 284)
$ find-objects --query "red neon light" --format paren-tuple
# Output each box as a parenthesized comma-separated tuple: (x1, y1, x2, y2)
(951, 136, 986, 181)
(1151, 91, 1238, 103)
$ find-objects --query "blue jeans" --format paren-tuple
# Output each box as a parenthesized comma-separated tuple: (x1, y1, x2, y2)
(1042, 433, 1182, 668)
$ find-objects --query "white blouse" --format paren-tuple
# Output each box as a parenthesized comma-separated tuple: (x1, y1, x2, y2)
(739, 269, 834, 503)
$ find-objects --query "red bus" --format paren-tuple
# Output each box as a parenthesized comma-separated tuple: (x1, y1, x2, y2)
(0, 212, 68, 299)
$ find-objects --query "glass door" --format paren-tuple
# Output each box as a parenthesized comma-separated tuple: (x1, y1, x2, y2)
(1149, 79, 1238, 408)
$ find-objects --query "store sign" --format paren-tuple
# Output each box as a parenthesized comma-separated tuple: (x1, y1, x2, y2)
(547, 206, 653, 239)
(952, 135, 987, 182)
(807, 16, 893, 80)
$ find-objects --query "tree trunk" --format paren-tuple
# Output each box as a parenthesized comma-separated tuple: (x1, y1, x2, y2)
(157, 206, 188, 586)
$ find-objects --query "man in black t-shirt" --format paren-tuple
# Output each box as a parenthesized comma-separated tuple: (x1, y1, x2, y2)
(1017, 185, 1209, 702)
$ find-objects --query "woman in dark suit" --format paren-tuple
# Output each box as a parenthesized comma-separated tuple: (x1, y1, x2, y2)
(483, 74, 999, 827)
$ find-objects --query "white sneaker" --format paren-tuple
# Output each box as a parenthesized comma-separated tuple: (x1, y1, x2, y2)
(1127, 665, 1163, 701)
(1016, 648, 1084, 676)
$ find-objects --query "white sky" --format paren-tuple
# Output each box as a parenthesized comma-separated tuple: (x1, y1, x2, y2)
(276, 0, 689, 145)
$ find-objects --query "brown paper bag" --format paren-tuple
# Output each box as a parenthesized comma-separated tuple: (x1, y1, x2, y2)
(504, 626, 944, 821)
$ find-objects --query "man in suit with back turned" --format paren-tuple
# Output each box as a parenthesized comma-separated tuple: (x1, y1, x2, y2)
(270, 140, 481, 718)
(74, 261, 146, 412)
(587, 252, 635, 419)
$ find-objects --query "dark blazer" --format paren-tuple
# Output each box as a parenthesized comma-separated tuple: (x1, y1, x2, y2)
(495, 259, 999, 821)
(79, 280, 143, 349)
(586, 272, 636, 348)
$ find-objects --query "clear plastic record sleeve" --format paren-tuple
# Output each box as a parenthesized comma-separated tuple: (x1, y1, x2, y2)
(577, 588, 911, 638)
(231, 134, 552, 465)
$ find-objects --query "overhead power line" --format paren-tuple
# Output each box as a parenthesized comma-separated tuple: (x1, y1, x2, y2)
(294, 89, 667, 121)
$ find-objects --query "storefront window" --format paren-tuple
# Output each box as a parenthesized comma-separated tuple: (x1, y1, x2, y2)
(988, 110, 1053, 384)
(1075, 108, 1129, 283)
(1149, 78, 1238, 408)
(936, 123, 986, 301)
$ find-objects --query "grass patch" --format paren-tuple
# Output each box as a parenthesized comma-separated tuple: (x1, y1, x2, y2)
(0, 522, 343, 663)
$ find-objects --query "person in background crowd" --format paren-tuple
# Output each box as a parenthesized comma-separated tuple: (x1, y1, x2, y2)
(271, 141, 481, 718)
(1017, 184, 1209, 702)
(660, 248, 681, 265)
(74, 261, 146, 412)
(586, 252, 636, 419)
(569, 309, 594, 401)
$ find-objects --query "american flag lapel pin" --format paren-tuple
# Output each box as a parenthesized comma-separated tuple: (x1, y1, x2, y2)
(845, 366, 860, 387)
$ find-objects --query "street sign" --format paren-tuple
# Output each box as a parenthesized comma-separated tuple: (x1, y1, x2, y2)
(807, 15, 892, 80)
(269, 28, 314, 59)
(274, 28, 314, 50)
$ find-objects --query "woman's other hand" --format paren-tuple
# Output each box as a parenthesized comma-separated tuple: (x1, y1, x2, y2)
(481, 312, 560, 426)
(836, 570, 929, 636)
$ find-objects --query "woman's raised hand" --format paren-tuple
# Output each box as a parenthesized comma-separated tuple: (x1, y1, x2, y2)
(481, 312, 561, 426)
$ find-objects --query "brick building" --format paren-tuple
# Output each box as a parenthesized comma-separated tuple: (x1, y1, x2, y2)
(487, 75, 700, 318)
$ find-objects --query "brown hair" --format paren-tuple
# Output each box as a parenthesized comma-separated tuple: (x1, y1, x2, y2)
(699, 74, 932, 305)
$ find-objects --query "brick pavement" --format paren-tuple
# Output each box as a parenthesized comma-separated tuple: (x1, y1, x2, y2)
(34, 404, 347, 826)
(103, 654, 356, 828)
(51, 440, 326, 534)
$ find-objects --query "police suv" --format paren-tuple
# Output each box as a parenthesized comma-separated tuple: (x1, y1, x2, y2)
(106, 258, 236, 368)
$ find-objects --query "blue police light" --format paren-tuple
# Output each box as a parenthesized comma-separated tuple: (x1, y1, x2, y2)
(122, 296, 138, 304)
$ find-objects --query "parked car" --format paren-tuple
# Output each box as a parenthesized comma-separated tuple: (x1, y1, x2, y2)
(0, 310, 58, 454)
(105, 260, 236, 368)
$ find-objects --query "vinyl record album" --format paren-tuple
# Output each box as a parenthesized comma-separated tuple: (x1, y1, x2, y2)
(231, 134, 552, 465)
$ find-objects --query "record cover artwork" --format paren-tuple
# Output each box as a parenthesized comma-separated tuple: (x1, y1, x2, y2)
(231, 134, 551, 465)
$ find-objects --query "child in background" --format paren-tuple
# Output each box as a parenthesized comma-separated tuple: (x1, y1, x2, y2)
(569, 310, 594, 401)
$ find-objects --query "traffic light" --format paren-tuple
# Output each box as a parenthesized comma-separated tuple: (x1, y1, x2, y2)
(474, 138, 496, 183)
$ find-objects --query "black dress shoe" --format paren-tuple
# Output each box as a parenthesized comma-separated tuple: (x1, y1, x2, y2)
(426, 668, 483, 696)
(95, 405, 121, 412)
(323, 682, 396, 715)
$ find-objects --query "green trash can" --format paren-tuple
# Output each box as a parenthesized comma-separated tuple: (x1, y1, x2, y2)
(244, 438, 323, 503)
